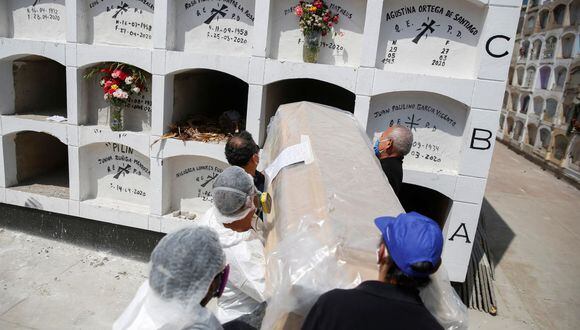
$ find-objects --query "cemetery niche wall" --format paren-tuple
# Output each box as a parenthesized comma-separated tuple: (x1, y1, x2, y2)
(0, 0, 522, 282)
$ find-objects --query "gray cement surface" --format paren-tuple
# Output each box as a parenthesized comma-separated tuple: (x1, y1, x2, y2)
(0, 142, 578, 329)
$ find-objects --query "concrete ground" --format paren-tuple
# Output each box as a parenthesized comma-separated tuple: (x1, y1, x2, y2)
(0, 142, 579, 329)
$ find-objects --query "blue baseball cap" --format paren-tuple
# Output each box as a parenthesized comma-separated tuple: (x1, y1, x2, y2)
(374, 212, 443, 278)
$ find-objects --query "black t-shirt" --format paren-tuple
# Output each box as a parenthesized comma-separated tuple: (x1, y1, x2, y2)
(253, 170, 265, 192)
(379, 156, 404, 198)
(302, 281, 443, 330)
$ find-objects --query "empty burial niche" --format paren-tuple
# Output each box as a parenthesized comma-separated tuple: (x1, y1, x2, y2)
(172, 70, 249, 137)
(264, 79, 355, 131)
(538, 66, 550, 89)
(269, 0, 367, 67)
(78, 0, 154, 48)
(561, 34, 576, 59)
(544, 98, 558, 122)
(0, 1, 66, 41)
(513, 121, 524, 141)
(506, 117, 515, 135)
(166, 156, 229, 218)
(399, 184, 452, 228)
(527, 124, 538, 145)
(511, 92, 520, 111)
(11, 131, 69, 199)
(516, 67, 525, 86)
(520, 95, 531, 114)
(552, 135, 569, 161)
(82, 63, 152, 132)
(10, 56, 66, 119)
(533, 96, 544, 116)
(539, 128, 551, 150)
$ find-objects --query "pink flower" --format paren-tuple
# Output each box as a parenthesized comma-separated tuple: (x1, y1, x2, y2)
(295, 6, 303, 16)
(323, 15, 329, 22)
(333, 15, 339, 23)
(111, 69, 127, 80)
(328, 22, 333, 27)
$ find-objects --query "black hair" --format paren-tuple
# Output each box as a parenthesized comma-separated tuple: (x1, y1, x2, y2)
(385, 256, 435, 288)
(225, 131, 259, 167)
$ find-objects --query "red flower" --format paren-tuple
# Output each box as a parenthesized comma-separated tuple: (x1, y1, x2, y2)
(323, 15, 329, 22)
(322, 30, 327, 36)
(328, 22, 333, 27)
(333, 15, 339, 23)
(313, 0, 323, 9)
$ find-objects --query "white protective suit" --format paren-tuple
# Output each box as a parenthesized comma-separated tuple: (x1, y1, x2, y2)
(199, 206, 266, 323)
(113, 281, 223, 330)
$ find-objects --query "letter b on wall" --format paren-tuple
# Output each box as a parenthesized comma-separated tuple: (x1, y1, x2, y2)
(459, 110, 500, 178)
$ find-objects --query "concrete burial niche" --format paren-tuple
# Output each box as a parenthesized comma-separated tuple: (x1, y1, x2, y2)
(78, 0, 154, 47)
(367, 91, 469, 174)
(3, 131, 69, 199)
(79, 143, 150, 210)
(172, 69, 249, 133)
(81, 63, 152, 132)
(172, 0, 255, 55)
(268, 0, 367, 67)
(165, 155, 228, 217)
(0, 0, 66, 41)
(376, 0, 486, 78)
(264, 79, 355, 135)
(0, 55, 67, 119)
(399, 183, 452, 228)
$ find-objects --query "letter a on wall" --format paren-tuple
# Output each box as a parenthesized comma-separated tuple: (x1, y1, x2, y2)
(449, 222, 471, 244)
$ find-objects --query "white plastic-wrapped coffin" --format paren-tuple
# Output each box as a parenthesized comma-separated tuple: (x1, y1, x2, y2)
(260, 102, 404, 329)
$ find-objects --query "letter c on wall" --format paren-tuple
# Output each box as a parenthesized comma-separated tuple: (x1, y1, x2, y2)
(486, 35, 511, 58)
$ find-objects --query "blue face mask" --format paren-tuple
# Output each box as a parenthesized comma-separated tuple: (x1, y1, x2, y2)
(374, 139, 381, 156)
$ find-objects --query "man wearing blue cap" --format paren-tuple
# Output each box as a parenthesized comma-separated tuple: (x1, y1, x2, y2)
(302, 212, 444, 330)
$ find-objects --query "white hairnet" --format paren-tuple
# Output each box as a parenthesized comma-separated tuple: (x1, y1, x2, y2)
(149, 226, 226, 307)
(212, 166, 257, 224)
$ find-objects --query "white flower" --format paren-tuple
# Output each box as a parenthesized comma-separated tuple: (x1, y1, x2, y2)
(99, 79, 105, 86)
(125, 76, 134, 85)
(132, 86, 141, 94)
(111, 71, 119, 78)
(104, 94, 110, 100)
(112, 89, 124, 98)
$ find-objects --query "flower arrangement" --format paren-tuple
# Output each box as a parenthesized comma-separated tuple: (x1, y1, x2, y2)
(295, 0, 339, 36)
(84, 63, 148, 131)
(84, 63, 147, 107)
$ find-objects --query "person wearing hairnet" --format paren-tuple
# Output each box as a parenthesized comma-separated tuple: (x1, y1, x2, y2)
(198, 166, 267, 326)
(113, 226, 229, 330)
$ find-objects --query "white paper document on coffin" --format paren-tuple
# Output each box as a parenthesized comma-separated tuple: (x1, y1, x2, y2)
(264, 135, 313, 184)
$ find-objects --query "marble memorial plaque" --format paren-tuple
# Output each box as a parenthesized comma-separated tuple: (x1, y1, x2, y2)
(10, 0, 66, 41)
(270, 0, 367, 67)
(377, 0, 485, 78)
(176, 0, 255, 55)
(368, 92, 469, 174)
(86, 0, 154, 47)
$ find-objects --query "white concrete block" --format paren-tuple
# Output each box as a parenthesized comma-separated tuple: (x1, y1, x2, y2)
(458, 108, 501, 178)
(68, 146, 80, 201)
(65, 43, 77, 67)
(165, 51, 250, 82)
(148, 215, 162, 232)
(1, 116, 68, 144)
(151, 49, 166, 75)
(150, 157, 166, 216)
(78, 126, 150, 157)
(471, 79, 507, 111)
(404, 170, 458, 200)
(160, 216, 196, 234)
(246, 84, 266, 144)
(153, 0, 171, 50)
(118, 210, 149, 230)
(0, 135, 17, 188)
(252, 0, 271, 57)
(65, 0, 78, 43)
(488, 0, 522, 7)
(0, 39, 66, 65)
(477, 6, 521, 81)
(67, 125, 79, 147)
(68, 200, 80, 217)
(359, 0, 384, 68)
(76, 44, 153, 72)
(355, 67, 375, 96)
(353, 95, 371, 130)
(248, 57, 266, 85)
(151, 74, 173, 136)
(150, 137, 227, 162)
(5, 190, 69, 215)
(66, 67, 80, 125)
(372, 71, 475, 106)
(441, 201, 482, 282)
(8, 1, 66, 42)
(453, 176, 487, 204)
(0, 62, 15, 115)
(264, 59, 358, 92)
(0, 188, 5, 203)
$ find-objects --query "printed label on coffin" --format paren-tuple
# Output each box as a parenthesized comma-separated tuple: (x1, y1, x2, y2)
(170, 156, 228, 215)
(9, 0, 66, 41)
(176, 0, 255, 54)
(87, 0, 154, 47)
(368, 92, 468, 174)
(270, 0, 367, 67)
(377, 0, 485, 78)
(85, 143, 150, 206)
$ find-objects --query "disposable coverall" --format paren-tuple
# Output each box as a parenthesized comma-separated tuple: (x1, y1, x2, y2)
(199, 206, 266, 323)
